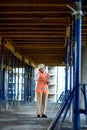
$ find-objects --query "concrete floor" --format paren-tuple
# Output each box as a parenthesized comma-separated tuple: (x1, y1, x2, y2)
(0, 112, 52, 130)
(0, 102, 53, 130)
(0, 102, 87, 130)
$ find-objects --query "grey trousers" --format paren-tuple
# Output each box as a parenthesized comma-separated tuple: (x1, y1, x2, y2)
(36, 92, 48, 116)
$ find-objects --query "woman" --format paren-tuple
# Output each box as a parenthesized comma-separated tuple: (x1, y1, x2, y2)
(35, 64, 50, 118)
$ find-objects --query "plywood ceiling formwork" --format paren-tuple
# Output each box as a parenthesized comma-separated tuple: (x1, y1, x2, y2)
(0, 0, 87, 67)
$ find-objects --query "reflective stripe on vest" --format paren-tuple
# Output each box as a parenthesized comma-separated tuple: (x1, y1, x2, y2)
(36, 86, 49, 91)
(36, 85, 49, 94)
(36, 71, 49, 94)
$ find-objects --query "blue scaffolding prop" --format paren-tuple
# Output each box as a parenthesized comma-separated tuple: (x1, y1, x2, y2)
(31, 67, 35, 101)
(28, 65, 31, 102)
(48, 1, 83, 130)
(69, 25, 73, 92)
(0, 42, 5, 110)
(47, 88, 74, 130)
(73, 1, 82, 130)
(30, 66, 35, 102)
(24, 64, 28, 103)
(7, 50, 13, 101)
(13, 56, 17, 106)
(24, 65, 35, 103)
(21, 59, 25, 103)
(12, 55, 16, 107)
(48, 83, 87, 130)
(17, 58, 20, 101)
(65, 37, 69, 93)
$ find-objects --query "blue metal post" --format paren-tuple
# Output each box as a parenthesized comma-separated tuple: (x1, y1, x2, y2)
(8, 50, 10, 101)
(24, 63, 26, 103)
(24, 64, 28, 102)
(28, 65, 31, 102)
(12, 53, 14, 97)
(14, 56, 17, 104)
(32, 67, 35, 101)
(11, 53, 14, 108)
(12, 55, 16, 107)
(70, 25, 73, 91)
(73, 17, 77, 93)
(29, 66, 32, 101)
(17, 58, 20, 101)
(30, 66, 35, 102)
(21, 59, 24, 103)
(26, 65, 28, 102)
(8, 50, 13, 101)
(65, 37, 69, 93)
(24, 64, 27, 103)
(73, 1, 82, 130)
(0, 42, 5, 109)
(26, 65, 29, 102)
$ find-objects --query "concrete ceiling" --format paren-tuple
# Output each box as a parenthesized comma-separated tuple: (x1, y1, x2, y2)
(0, 0, 87, 67)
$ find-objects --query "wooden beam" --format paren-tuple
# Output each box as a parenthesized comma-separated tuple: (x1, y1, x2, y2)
(0, 32, 65, 35)
(13, 44, 65, 48)
(0, 17, 67, 20)
(5, 38, 65, 42)
(19, 49, 65, 53)
(0, 23, 67, 26)
(0, 13, 71, 19)
(0, 24, 66, 28)
(0, 37, 36, 68)
(0, 3, 72, 7)
(11, 41, 64, 44)
(0, 0, 73, 5)
(0, 34, 65, 38)
(0, 27, 66, 30)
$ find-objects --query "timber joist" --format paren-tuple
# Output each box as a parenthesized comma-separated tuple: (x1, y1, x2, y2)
(0, 38, 36, 68)
(0, 0, 87, 67)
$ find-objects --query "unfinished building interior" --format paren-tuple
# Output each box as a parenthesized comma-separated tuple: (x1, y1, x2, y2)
(0, 0, 87, 130)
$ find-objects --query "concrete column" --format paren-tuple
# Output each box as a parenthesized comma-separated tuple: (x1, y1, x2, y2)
(81, 46, 87, 108)
(81, 46, 87, 83)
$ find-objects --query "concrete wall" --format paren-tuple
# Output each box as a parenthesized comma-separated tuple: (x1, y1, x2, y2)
(81, 46, 87, 108)
(81, 46, 87, 83)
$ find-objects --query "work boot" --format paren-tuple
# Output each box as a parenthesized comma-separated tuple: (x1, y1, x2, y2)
(42, 114, 47, 118)
(37, 115, 40, 118)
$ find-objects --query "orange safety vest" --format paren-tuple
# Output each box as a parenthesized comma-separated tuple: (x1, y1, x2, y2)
(36, 71, 50, 94)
